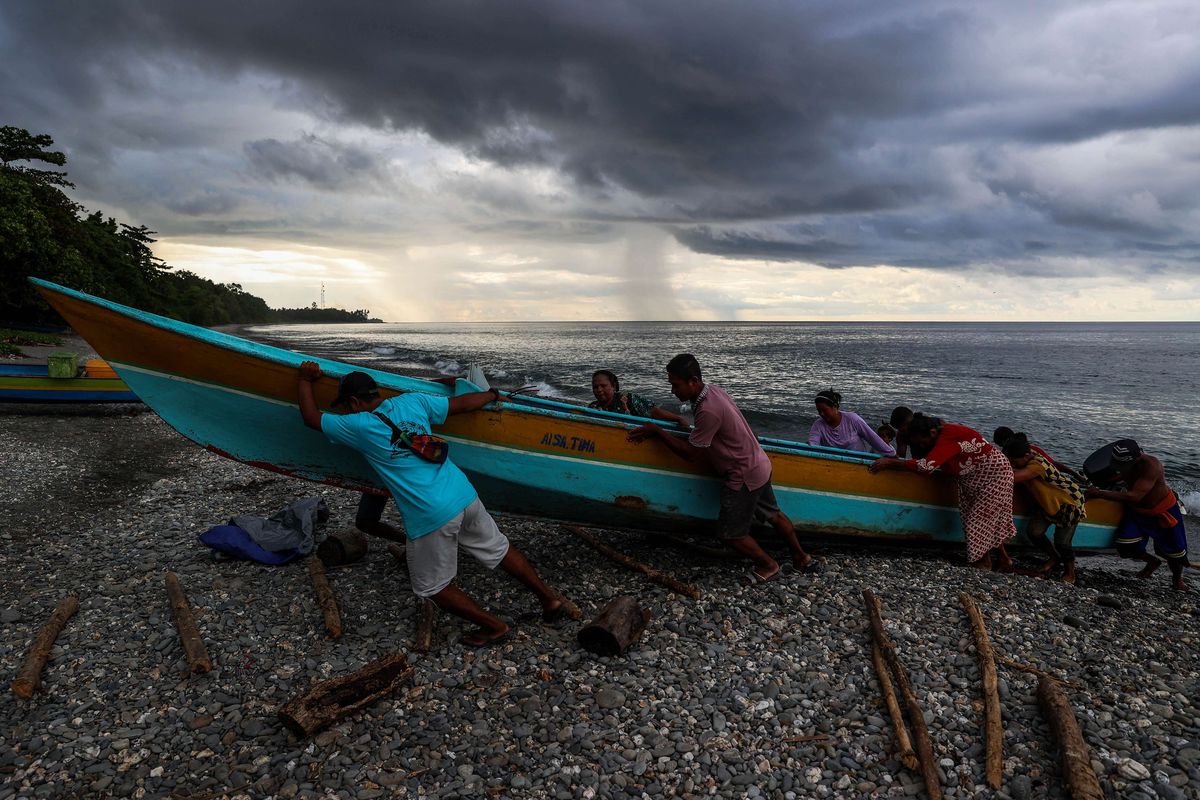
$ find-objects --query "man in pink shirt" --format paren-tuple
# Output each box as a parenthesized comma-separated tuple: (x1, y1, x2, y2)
(629, 354, 814, 584)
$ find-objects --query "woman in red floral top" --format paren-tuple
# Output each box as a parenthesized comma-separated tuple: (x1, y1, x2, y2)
(869, 414, 1016, 569)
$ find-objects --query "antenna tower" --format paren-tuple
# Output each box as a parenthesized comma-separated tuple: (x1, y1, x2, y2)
(320, 283, 325, 309)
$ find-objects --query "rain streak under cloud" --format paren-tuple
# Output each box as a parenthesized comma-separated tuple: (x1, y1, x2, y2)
(1, 0, 1199, 320)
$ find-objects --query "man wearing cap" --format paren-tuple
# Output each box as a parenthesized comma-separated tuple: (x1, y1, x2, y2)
(297, 362, 570, 645)
(1086, 439, 1190, 591)
(628, 353, 814, 586)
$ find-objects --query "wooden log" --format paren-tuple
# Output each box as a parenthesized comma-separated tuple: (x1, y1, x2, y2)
(578, 596, 651, 656)
(278, 653, 413, 737)
(863, 590, 942, 800)
(652, 532, 734, 561)
(1036, 676, 1104, 800)
(564, 524, 702, 600)
(165, 572, 212, 674)
(307, 557, 343, 639)
(413, 598, 436, 653)
(11, 594, 79, 699)
(959, 593, 1003, 789)
(316, 528, 369, 566)
(871, 638, 919, 770)
(999, 658, 1083, 690)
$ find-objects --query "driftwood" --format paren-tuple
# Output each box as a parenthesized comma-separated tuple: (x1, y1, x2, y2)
(165, 572, 212, 674)
(413, 598, 436, 653)
(278, 653, 413, 737)
(307, 557, 343, 639)
(999, 658, 1084, 690)
(653, 532, 734, 561)
(864, 590, 942, 800)
(316, 528, 369, 566)
(564, 524, 701, 600)
(578, 596, 651, 656)
(1036, 676, 1104, 800)
(960, 593, 1003, 789)
(11, 594, 79, 699)
(871, 637, 919, 770)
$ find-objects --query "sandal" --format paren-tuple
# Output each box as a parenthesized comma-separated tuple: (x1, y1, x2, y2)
(740, 566, 781, 587)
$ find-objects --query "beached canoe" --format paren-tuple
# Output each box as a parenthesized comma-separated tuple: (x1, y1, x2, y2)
(0, 359, 139, 403)
(30, 277, 1121, 548)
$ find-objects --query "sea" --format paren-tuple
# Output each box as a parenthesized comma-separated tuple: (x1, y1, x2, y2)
(248, 321, 1200, 516)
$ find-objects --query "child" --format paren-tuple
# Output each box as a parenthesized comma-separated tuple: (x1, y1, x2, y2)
(876, 422, 896, 445)
(1002, 433, 1086, 584)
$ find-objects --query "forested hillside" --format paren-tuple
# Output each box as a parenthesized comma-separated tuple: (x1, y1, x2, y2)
(1, 127, 378, 327)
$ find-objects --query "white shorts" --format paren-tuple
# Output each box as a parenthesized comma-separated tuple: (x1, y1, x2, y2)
(407, 498, 510, 597)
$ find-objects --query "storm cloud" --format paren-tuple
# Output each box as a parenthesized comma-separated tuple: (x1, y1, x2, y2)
(1, 0, 1198, 318)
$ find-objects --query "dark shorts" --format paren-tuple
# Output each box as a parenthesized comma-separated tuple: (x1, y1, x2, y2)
(1115, 503, 1189, 561)
(356, 493, 389, 526)
(718, 480, 782, 540)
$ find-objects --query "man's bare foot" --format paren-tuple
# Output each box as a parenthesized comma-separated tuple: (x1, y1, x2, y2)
(540, 596, 572, 623)
(459, 623, 510, 648)
(1035, 558, 1058, 575)
(1060, 572, 1077, 585)
(969, 556, 993, 571)
(793, 553, 815, 571)
(1136, 558, 1161, 580)
(1173, 578, 1190, 592)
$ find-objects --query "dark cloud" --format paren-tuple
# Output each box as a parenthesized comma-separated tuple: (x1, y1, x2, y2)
(244, 134, 390, 190)
(2, 0, 1199, 279)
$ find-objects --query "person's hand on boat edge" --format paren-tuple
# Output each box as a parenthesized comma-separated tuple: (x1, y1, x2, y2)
(299, 361, 322, 382)
(627, 422, 663, 443)
(868, 456, 901, 474)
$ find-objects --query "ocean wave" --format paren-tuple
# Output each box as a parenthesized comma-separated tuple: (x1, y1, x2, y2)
(523, 377, 569, 399)
(434, 359, 464, 377)
(1180, 490, 1200, 518)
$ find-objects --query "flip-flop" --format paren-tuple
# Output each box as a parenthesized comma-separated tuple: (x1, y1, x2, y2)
(458, 627, 511, 648)
(740, 566, 781, 587)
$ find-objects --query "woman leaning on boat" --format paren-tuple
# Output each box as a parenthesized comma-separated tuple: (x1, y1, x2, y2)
(868, 414, 1017, 571)
(807, 388, 896, 456)
(590, 369, 687, 427)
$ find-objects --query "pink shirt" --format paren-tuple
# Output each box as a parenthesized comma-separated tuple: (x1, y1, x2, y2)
(688, 384, 773, 490)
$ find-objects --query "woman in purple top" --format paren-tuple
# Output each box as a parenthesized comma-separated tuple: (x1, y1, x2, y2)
(808, 389, 896, 456)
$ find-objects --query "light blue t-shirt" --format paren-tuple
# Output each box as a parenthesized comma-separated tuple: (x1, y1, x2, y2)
(321, 394, 477, 539)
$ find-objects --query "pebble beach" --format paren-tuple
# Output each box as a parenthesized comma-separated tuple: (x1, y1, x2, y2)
(2, 394, 1200, 799)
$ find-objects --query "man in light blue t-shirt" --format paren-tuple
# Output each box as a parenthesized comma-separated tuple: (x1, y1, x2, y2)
(297, 362, 571, 647)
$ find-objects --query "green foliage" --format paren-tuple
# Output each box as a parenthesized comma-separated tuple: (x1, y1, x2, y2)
(0, 328, 63, 346)
(0, 126, 378, 328)
(273, 306, 381, 323)
(0, 327, 63, 357)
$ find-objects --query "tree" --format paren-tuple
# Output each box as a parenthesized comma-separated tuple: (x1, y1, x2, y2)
(1, 126, 378, 328)
(0, 126, 72, 188)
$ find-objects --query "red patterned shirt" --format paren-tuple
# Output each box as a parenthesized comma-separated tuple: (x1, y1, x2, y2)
(910, 423, 994, 476)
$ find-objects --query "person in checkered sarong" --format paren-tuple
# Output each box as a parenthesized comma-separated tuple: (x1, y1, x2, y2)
(1002, 433, 1087, 584)
(870, 414, 1017, 570)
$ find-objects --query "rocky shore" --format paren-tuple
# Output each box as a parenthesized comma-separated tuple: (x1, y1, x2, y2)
(2, 407, 1199, 800)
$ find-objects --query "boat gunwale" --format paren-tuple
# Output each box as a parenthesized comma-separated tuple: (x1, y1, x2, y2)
(30, 277, 882, 468)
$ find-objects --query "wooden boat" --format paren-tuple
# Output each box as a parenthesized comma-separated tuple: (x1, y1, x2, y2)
(31, 277, 1121, 548)
(0, 359, 139, 403)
